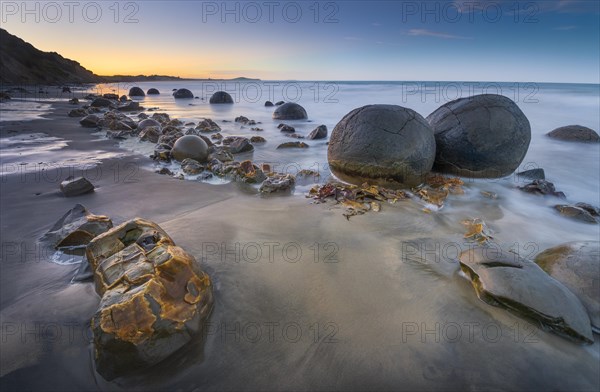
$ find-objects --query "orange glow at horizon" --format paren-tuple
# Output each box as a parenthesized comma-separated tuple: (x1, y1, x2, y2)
(71, 51, 261, 79)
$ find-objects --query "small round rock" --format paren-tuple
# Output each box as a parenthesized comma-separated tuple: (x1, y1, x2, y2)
(209, 91, 234, 104)
(173, 89, 194, 99)
(272, 102, 307, 120)
(128, 87, 145, 97)
(171, 135, 209, 162)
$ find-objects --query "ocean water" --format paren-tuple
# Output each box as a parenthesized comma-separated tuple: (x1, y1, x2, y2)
(96, 80, 600, 205)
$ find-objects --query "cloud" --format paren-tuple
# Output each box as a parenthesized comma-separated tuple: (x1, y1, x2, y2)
(407, 29, 472, 40)
(452, 0, 597, 14)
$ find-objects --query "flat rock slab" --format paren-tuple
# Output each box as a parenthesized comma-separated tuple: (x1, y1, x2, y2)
(460, 247, 593, 344)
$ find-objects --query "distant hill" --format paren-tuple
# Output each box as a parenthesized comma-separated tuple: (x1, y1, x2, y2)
(101, 75, 185, 82)
(0, 29, 259, 85)
(0, 28, 102, 85)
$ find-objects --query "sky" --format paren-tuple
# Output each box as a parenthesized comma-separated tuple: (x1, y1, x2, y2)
(1, 0, 599, 83)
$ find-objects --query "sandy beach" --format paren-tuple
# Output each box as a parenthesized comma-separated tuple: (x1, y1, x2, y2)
(0, 94, 598, 391)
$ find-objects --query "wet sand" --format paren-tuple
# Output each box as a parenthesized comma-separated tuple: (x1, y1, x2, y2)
(1, 98, 598, 391)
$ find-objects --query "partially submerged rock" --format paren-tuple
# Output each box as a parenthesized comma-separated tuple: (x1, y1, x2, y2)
(147, 88, 160, 95)
(308, 124, 328, 140)
(128, 87, 145, 97)
(225, 137, 254, 154)
(516, 168, 545, 181)
(278, 124, 295, 133)
(196, 118, 221, 133)
(41, 204, 112, 249)
(209, 91, 233, 104)
(277, 141, 309, 149)
(547, 125, 599, 143)
(117, 101, 141, 112)
(273, 102, 306, 120)
(86, 219, 213, 380)
(173, 88, 194, 99)
(459, 246, 593, 344)
(535, 241, 600, 331)
(60, 176, 95, 197)
(554, 204, 599, 224)
(260, 173, 296, 193)
(519, 179, 565, 198)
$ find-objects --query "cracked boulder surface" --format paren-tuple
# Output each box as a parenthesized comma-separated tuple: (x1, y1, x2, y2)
(427, 94, 531, 178)
(86, 218, 213, 380)
(459, 246, 593, 344)
(327, 104, 436, 188)
(535, 241, 600, 332)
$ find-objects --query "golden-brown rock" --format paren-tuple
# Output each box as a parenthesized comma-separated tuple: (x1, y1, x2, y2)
(86, 219, 213, 380)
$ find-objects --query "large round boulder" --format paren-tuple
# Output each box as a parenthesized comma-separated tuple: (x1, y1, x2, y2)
(209, 91, 233, 104)
(426, 94, 531, 178)
(547, 125, 599, 143)
(147, 88, 160, 95)
(172, 135, 209, 162)
(173, 88, 194, 99)
(535, 241, 600, 331)
(272, 102, 307, 120)
(327, 105, 436, 187)
(128, 87, 145, 97)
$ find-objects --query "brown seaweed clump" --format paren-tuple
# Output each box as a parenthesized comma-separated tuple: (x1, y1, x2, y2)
(307, 174, 464, 219)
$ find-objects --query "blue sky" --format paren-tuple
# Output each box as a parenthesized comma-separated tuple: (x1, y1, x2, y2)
(2, 0, 599, 82)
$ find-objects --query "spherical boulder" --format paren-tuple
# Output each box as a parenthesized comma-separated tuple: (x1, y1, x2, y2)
(426, 94, 530, 178)
(209, 91, 234, 104)
(173, 88, 194, 99)
(147, 88, 160, 95)
(137, 118, 161, 133)
(171, 135, 209, 162)
(327, 105, 436, 187)
(128, 87, 145, 97)
(272, 102, 307, 120)
(547, 125, 599, 143)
